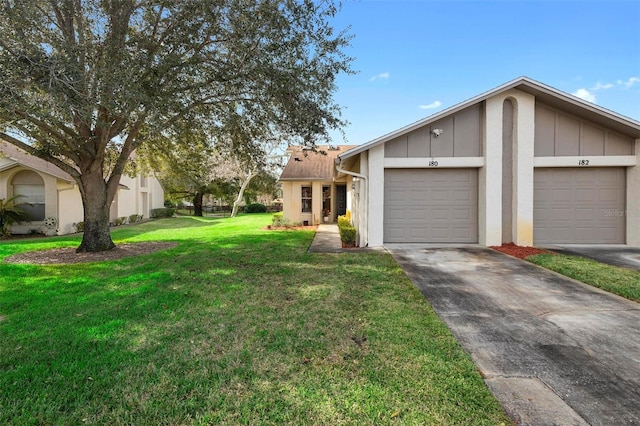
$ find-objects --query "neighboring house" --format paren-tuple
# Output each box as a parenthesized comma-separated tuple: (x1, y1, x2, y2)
(0, 140, 165, 235)
(334, 76, 640, 248)
(279, 145, 357, 225)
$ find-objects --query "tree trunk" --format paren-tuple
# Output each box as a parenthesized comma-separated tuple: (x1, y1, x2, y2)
(193, 191, 203, 217)
(76, 171, 116, 253)
(231, 172, 257, 218)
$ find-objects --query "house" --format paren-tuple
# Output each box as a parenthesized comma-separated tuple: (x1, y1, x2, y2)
(279, 145, 357, 225)
(0, 140, 165, 235)
(334, 76, 640, 247)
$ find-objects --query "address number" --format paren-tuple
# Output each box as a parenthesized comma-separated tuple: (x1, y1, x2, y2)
(428, 160, 439, 167)
(578, 159, 590, 166)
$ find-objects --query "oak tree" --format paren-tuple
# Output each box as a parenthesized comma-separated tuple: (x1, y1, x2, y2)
(0, 0, 352, 251)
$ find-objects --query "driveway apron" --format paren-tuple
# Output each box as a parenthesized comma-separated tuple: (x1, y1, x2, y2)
(387, 245, 640, 426)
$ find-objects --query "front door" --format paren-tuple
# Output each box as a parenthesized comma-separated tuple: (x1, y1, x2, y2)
(336, 185, 347, 217)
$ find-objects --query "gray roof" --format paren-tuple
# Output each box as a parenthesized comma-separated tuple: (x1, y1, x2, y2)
(0, 139, 75, 183)
(339, 76, 640, 161)
(279, 145, 357, 181)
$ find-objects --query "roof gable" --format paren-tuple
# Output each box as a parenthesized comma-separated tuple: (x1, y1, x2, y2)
(339, 76, 640, 160)
(0, 140, 75, 183)
(279, 145, 357, 181)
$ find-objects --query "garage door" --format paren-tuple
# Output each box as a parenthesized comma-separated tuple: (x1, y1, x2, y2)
(384, 169, 478, 243)
(534, 168, 625, 244)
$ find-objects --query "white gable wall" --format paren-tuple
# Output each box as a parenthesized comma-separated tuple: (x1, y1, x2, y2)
(345, 85, 639, 247)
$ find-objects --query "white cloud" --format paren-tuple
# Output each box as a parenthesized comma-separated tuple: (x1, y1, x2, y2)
(621, 77, 640, 88)
(419, 100, 442, 110)
(369, 72, 390, 82)
(590, 81, 614, 90)
(572, 88, 596, 103)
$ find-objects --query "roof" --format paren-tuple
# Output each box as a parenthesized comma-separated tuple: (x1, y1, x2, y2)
(339, 76, 640, 161)
(0, 139, 75, 183)
(279, 145, 357, 181)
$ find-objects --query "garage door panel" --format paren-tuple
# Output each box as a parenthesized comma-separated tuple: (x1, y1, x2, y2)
(384, 169, 478, 243)
(534, 168, 625, 244)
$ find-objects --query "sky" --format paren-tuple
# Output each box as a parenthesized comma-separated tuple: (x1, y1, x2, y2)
(327, 0, 640, 146)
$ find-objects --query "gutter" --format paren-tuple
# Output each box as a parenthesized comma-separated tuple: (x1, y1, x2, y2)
(335, 158, 368, 247)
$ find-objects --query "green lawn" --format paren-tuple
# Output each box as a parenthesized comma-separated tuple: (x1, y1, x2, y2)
(528, 253, 640, 302)
(0, 215, 510, 425)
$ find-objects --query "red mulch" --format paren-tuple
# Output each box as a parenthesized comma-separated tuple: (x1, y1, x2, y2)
(490, 242, 555, 259)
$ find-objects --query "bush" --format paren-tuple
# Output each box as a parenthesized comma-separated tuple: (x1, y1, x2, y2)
(73, 221, 85, 233)
(337, 213, 357, 247)
(151, 208, 175, 218)
(113, 217, 128, 226)
(245, 203, 267, 213)
(129, 214, 143, 223)
(271, 213, 290, 227)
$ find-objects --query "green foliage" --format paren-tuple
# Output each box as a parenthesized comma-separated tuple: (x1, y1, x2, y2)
(337, 214, 357, 246)
(113, 217, 128, 226)
(0, 196, 30, 237)
(129, 214, 143, 224)
(245, 203, 267, 213)
(150, 208, 175, 218)
(0, 0, 354, 251)
(271, 213, 290, 227)
(73, 222, 85, 233)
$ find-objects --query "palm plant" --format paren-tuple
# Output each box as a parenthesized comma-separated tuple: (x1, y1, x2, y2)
(0, 195, 31, 237)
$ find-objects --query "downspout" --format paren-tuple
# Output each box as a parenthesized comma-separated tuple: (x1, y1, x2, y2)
(335, 158, 368, 247)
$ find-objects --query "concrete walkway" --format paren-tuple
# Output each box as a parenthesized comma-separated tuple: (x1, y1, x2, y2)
(308, 224, 343, 253)
(387, 245, 640, 426)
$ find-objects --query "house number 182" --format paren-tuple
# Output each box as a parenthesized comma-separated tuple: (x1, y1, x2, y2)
(428, 160, 438, 167)
(578, 159, 590, 166)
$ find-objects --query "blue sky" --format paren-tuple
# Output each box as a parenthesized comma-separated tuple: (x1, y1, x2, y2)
(329, 0, 640, 145)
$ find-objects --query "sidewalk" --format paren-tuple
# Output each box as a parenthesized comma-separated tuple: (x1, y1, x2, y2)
(308, 224, 343, 253)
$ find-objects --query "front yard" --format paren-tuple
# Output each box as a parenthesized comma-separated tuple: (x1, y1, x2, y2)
(0, 215, 509, 425)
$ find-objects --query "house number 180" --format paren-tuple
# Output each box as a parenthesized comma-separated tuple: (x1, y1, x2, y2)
(428, 160, 438, 167)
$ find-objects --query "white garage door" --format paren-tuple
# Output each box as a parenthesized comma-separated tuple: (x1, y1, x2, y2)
(384, 169, 478, 243)
(534, 168, 626, 244)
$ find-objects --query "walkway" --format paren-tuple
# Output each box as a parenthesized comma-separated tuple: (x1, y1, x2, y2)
(308, 224, 343, 253)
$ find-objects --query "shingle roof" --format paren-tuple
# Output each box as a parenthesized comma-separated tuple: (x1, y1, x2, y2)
(0, 139, 75, 183)
(279, 145, 357, 181)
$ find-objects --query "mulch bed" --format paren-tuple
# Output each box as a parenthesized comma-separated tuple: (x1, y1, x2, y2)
(265, 225, 318, 231)
(4, 242, 177, 265)
(490, 242, 555, 260)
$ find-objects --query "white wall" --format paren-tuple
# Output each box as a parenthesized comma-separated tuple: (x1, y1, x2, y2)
(627, 139, 640, 245)
(367, 144, 385, 247)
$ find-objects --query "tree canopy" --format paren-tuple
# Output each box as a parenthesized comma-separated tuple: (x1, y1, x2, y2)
(0, 0, 353, 251)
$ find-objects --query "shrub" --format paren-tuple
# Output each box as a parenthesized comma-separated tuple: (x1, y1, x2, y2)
(151, 208, 175, 218)
(73, 221, 85, 233)
(129, 214, 143, 223)
(245, 203, 267, 213)
(0, 196, 30, 237)
(272, 213, 290, 227)
(337, 213, 357, 246)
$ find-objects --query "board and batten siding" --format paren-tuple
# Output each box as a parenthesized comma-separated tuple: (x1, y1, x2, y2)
(534, 104, 634, 157)
(384, 104, 482, 158)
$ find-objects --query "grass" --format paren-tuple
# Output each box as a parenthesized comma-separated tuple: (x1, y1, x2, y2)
(0, 214, 510, 425)
(528, 253, 640, 302)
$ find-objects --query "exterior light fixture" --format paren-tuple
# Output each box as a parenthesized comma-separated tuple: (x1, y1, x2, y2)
(431, 128, 444, 138)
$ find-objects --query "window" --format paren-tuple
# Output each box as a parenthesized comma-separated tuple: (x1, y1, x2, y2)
(12, 170, 45, 221)
(301, 186, 312, 213)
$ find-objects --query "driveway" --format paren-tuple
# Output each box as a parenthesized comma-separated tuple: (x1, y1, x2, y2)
(541, 244, 640, 272)
(386, 245, 640, 426)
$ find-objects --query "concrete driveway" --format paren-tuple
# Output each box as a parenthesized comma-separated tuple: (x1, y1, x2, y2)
(386, 245, 640, 426)
(541, 244, 640, 272)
